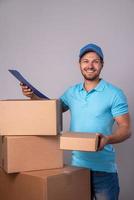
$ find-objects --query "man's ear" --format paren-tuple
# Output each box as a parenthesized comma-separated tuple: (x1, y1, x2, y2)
(101, 61, 104, 68)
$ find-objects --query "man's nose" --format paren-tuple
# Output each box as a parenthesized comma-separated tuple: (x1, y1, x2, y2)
(87, 62, 94, 68)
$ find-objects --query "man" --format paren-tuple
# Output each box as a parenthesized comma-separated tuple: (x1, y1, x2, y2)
(20, 43, 131, 200)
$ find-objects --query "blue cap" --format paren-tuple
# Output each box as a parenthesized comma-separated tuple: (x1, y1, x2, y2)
(79, 43, 104, 60)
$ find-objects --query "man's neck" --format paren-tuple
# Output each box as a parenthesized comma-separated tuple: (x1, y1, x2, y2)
(84, 78, 101, 92)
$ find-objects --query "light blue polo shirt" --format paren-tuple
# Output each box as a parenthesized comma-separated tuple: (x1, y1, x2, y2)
(60, 79, 128, 172)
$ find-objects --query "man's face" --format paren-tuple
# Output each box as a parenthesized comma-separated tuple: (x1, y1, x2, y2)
(79, 52, 103, 81)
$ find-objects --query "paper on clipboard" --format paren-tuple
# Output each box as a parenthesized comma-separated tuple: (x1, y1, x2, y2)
(8, 69, 50, 99)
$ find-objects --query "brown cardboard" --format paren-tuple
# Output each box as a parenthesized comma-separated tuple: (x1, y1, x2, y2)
(60, 132, 99, 151)
(0, 166, 91, 200)
(0, 135, 63, 173)
(0, 136, 3, 168)
(0, 99, 62, 135)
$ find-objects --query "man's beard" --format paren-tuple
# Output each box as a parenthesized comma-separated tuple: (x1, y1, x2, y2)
(82, 72, 100, 81)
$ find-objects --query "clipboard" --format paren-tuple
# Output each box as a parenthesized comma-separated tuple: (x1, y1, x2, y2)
(8, 69, 50, 99)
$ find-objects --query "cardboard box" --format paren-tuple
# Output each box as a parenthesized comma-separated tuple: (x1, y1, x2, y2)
(0, 99, 62, 135)
(0, 135, 63, 173)
(0, 166, 91, 200)
(60, 132, 99, 151)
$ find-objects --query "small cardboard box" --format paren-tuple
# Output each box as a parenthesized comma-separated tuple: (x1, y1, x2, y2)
(60, 132, 99, 151)
(0, 166, 91, 200)
(0, 99, 62, 135)
(0, 135, 63, 173)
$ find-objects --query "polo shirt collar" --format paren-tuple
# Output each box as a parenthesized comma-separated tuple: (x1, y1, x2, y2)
(79, 79, 106, 92)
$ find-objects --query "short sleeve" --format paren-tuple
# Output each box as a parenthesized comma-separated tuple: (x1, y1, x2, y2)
(111, 89, 129, 118)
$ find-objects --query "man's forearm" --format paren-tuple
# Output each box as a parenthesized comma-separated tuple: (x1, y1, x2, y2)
(107, 125, 131, 144)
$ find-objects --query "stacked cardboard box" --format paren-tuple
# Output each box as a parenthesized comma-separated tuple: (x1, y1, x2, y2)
(0, 99, 63, 173)
(0, 99, 62, 135)
(0, 99, 91, 200)
(0, 166, 91, 200)
(0, 135, 63, 173)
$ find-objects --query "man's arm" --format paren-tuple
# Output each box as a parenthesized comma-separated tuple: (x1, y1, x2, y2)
(107, 113, 131, 143)
(98, 113, 131, 150)
(20, 82, 68, 113)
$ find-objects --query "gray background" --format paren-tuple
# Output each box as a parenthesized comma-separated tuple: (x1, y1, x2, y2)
(0, 0, 134, 199)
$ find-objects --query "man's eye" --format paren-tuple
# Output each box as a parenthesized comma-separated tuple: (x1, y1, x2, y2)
(93, 60, 100, 64)
(82, 60, 88, 63)
(94, 61, 99, 64)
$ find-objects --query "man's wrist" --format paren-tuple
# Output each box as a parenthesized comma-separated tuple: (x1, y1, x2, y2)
(31, 93, 37, 100)
(105, 135, 110, 145)
(31, 93, 42, 100)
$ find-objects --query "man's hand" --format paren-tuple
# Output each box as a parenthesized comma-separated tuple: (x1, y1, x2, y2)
(20, 82, 41, 100)
(97, 134, 109, 151)
(20, 82, 33, 98)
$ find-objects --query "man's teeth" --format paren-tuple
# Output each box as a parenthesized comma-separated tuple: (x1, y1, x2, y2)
(86, 70, 95, 72)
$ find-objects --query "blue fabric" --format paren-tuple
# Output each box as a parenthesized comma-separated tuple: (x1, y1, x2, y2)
(60, 79, 128, 172)
(91, 171, 120, 200)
